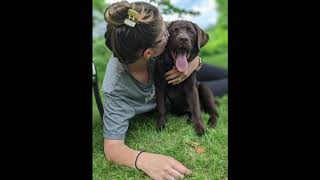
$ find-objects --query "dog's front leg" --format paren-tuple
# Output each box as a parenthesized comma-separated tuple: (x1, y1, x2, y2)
(185, 83, 206, 136)
(154, 62, 167, 132)
(155, 84, 167, 131)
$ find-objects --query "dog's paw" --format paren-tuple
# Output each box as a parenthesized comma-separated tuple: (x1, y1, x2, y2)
(186, 119, 192, 124)
(195, 123, 206, 136)
(186, 116, 192, 124)
(156, 122, 166, 132)
(186, 112, 192, 124)
(208, 116, 217, 128)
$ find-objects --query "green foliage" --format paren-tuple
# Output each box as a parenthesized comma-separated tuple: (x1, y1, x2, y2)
(93, 0, 107, 13)
(200, 0, 228, 68)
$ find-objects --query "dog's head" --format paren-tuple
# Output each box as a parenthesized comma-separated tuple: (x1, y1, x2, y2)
(166, 20, 209, 72)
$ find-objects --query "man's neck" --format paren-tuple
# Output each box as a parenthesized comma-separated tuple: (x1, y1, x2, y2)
(126, 57, 149, 73)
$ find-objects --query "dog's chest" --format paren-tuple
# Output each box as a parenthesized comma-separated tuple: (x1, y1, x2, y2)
(167, 85, 184, 98)
(166, 85, 189, 109)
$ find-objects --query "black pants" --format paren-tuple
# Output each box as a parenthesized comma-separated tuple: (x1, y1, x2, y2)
(197, 63, 228, 97)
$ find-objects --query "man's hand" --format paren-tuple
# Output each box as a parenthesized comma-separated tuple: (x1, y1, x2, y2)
(165, 56, 201, 85)
(137, 152, 192, 180)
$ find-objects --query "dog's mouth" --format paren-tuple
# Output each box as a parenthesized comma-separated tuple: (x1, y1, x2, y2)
(170, 47, 190, 72)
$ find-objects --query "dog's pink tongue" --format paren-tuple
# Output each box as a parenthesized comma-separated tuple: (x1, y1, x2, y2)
(175, 52, 188, 72)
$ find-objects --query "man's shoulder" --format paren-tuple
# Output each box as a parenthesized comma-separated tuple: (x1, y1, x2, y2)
(102, 55, 126, 93)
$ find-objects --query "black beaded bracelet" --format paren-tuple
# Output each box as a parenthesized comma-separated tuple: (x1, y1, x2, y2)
(135, 151, 145, 170)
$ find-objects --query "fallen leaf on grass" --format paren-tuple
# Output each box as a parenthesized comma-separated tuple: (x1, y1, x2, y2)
(195, 146, 206, 154)
(186, 141, 199, 147)
(185, 141, 206, 154)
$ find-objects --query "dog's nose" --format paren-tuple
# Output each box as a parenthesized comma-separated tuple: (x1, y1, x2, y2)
(178, 36, 189, 42)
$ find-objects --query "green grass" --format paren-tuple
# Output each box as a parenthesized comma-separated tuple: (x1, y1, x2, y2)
(93, 97, 228, 180)
(93, 34, 228, 179)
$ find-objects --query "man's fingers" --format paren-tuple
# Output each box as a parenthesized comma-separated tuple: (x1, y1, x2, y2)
(168, 77, 183, 85)
(168, 168, 185, 179)
(166, 73, 180, 81)
(172, 162, 192, 176)
(165, 67, 177, 77)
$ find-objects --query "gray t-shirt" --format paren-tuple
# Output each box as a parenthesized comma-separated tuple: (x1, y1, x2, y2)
(102, 54, 157, 140)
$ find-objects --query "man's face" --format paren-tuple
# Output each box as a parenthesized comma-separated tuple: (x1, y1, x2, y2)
(150, 22, 170, 58)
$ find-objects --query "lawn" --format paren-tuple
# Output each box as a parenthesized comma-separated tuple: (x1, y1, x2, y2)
(93, 0, 228, 179)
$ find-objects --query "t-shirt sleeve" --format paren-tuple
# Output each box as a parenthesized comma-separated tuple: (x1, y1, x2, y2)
(102, 92, 135, 140)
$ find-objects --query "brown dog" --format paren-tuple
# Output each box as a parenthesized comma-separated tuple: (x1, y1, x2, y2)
(154, 20, 219, 136)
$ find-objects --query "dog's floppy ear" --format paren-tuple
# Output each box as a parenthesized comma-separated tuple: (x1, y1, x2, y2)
(193, 23, 209, 50)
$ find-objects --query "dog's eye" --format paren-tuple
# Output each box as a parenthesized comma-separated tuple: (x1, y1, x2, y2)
(187, 27, 194, 33)
(170, 28, 179, 35)
(173, 28, 179, 33)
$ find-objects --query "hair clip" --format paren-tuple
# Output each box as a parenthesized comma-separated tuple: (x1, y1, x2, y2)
(124, 9, 139, 27)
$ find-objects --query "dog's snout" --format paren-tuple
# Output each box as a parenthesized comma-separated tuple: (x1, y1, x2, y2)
(178, 36, 189, 42)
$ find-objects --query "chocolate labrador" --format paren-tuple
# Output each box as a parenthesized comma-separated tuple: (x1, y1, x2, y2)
(154, 20, 219, 136)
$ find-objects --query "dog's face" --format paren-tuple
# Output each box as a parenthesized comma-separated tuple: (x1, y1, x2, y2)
(166, 20, 209, 72)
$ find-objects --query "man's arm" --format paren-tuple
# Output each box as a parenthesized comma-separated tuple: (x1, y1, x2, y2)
(104, 139, 140, 168)
(104, 139, 192, 179)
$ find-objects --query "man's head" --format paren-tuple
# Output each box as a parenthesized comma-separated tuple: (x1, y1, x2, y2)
(104, 1, 167, 64)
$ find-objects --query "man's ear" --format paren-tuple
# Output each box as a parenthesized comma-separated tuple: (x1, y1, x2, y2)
(192, 23, 209, 50)
(143, 48, 153, 59)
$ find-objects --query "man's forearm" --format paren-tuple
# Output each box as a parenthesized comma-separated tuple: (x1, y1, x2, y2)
(104, 141, 141, 169)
